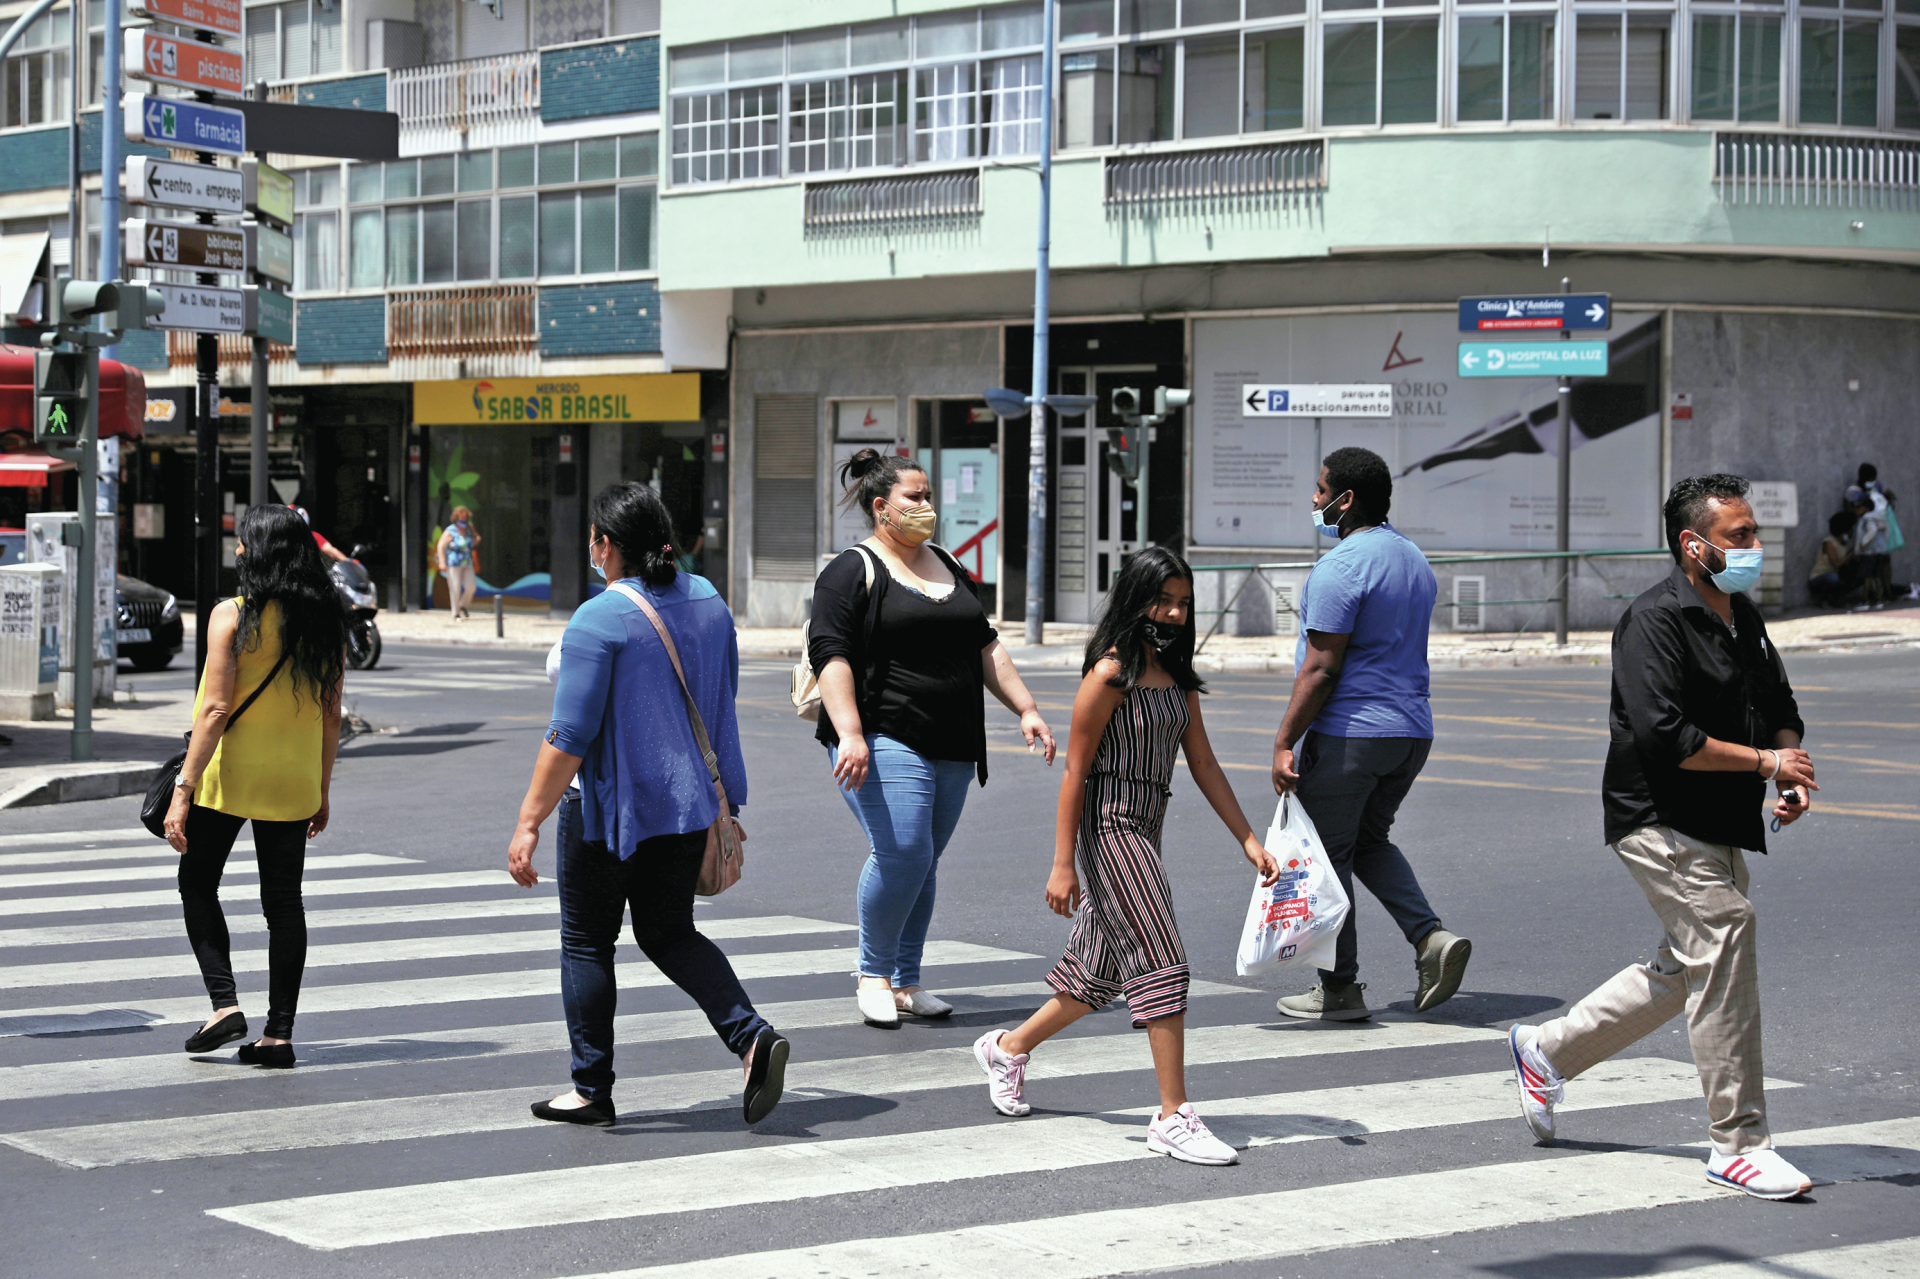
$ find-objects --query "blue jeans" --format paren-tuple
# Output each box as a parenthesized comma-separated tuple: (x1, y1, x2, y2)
(555, 794, 769, 1103)
(1294, 731, 1443, 988)
(830, 735, 974, 988)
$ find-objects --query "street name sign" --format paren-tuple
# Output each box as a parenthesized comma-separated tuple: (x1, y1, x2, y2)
(247, 221, 294, 284)
(1457, 342, 1610, 378)
(124, 92, 245, 155)
(150, 282, 247, 333)
(241, 159, 294, 227)
(127, 0, 242, 39)
(251, 287, 293, 344)
(1242, 384, 1394, 417)
(228, 97, 400, 161)
(125, 156, 244, 216)
(125, 28, 247, 95)
(124, 219, 249, 273)
(1458, 294, 1612, 332)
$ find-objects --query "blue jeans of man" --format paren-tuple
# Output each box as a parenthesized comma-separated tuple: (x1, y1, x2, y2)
(831, 734, 974, 987)
(1295, 731, 1443, 989)
(556, 793, 769, 1103)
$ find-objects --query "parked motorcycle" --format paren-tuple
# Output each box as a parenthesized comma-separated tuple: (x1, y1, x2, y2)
(332, 546, 382, 670)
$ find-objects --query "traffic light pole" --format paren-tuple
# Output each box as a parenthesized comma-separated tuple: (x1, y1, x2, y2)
(1555, 276, 1572, 646)
(249, 81, 270, 515)
(1022, 0, 1055, 648)
(70, 349, 100, 760)
(193, 31, 222, 681)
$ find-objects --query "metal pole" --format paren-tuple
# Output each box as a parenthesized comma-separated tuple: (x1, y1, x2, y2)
(67, 0, 81, 281)
(1021, 0, 1055, 648)
(494, 591, 503, 638)
(1312, 416, 1323, 564)
(192, 30, 221, 680)
(1555, 276, 1571, 646)
(71, 346, 100, 760)
(102, 0, 122, 296)
(249, 81, 270, 515)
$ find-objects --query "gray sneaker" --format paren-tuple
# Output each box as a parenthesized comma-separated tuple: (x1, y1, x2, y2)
(1277, 982, 1370, 1021)
(1414, 929, 1472, 1012)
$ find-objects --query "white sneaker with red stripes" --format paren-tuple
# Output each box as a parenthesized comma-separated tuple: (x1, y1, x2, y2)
(1707, 1147, 1813, 1200)
(1508, 1024, 1563, 1144)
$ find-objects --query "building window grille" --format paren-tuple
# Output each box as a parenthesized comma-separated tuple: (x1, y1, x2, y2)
(1714, 131, 1920, 208)
(1103, 140, 1326, 215)
(803, 169, 983, 236)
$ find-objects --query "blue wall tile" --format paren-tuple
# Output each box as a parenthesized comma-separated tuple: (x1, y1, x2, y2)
(293, 73, 388, 112)
(113, 328, 168, 371)
(294, 296, 387, 365)
(538, 281, 660, 356)
(0, 116, 164, 195)
(541, 36, 658, 123)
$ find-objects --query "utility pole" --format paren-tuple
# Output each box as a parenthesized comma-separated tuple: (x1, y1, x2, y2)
(1022, 0, 1056, 649)
(249, 80, 270, 517)
(193, 29, 222, 680)
(1555, 276, 1572, 646)
(102, 0, 124, 308)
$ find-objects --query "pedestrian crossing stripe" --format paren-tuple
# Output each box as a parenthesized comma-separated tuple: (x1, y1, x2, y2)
(0, 841, 257, 868)
(0, 869, 520, 918)
(0, 828, 161, 850)
(1594, 1238, 1920, 1279)
(198, 1059, 1804, 1250)
(0, 895, 562, 950)
(0, 939, 1032, 1030)
(0, 850, 414, 891)
(0, 914, 854, 993)
(547, 1117, 1920, 1279)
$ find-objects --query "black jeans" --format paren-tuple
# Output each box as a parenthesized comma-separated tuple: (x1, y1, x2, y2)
(177, 804, 309, 1040)
(556, 795, 770, 1103)
(1295, 732, 1443, 989)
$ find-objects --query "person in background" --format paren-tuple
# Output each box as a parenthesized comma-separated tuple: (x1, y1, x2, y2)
(290, 505, 349, 564)
(676, 527, 705, 579)
(1806, 510, 1858, 609)
(810, 448, 1056, 1028)
(1846, 486, 1890, 608)
(436, 507, 482, 619)
(1507, 474, 1817, 1200)
(167, 504, 347, 1070)
(1269, 447, 1470, 1023)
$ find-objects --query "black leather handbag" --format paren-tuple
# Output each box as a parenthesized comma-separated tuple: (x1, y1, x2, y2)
(141, 648, 290, 839)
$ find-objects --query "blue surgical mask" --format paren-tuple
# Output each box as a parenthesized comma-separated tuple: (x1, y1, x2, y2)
(1311, 491, 1352, 539)
(1692, 537, 1763, 595)
(589, 540, 607, 581)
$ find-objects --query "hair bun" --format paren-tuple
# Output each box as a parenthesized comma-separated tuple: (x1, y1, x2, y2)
(847, 447, 882, 478)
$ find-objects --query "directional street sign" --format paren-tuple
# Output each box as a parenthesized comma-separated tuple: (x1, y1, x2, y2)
(241, 159, 294, 227)
(125, 28, 247, 95)
(247, 221, 294, 284)
(1458, 294, 1612, 332)
(149, 282, 248, 333)
(124, 219, 249, 273)
(128, 0, 243, 39)
(125, 156, 244, 216)
(251, 287, 293, 344)
(1241, 384, 1394, 417)
(1457, 342, 1610, 378)
(125, 92, 245, 155)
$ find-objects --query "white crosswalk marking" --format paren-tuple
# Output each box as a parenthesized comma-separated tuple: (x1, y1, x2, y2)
(0, 841, 255, 867)
(0, 895, 560, 948)
(0, 869, 516, 917)
(0, 828, 154, 849)
(0, 851, 413, 890)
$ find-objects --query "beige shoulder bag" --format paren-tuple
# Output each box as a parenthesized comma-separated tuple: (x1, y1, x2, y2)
(607, 581, 744, 896)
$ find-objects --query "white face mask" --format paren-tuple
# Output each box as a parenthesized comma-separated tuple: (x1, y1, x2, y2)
(589, 539, 607, 581)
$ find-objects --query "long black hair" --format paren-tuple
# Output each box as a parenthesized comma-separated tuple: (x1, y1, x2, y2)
(233, 504, 347, 708)
(1083, 546, 1205, 693)
(589, 482, 678, 590)
(837, 448, 926, 528)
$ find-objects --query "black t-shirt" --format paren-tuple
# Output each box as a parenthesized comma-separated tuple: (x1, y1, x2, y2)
(807, 545, 997, 779)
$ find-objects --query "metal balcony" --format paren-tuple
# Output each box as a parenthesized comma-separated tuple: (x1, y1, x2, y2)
(1104, 141, 1325, 217)
(802, 170, 982, 238)
(390, 51, 541, 151)
(388, 285, 539, 378)
(1715, 132, 1920, 210)
(167, 331, 295, 373)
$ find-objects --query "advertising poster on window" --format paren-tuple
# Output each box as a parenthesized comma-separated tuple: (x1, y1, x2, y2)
(1191, 312, 1663, 551)
(830, 400, 905, 554)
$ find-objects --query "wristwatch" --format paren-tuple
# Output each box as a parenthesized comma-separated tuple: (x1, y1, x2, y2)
(174, 776, 196, 790)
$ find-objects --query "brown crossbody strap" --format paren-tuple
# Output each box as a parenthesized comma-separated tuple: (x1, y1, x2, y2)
(607, 582, 728, 807)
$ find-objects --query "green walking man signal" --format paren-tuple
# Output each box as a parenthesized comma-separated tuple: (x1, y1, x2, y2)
(33, 350, 89, 445)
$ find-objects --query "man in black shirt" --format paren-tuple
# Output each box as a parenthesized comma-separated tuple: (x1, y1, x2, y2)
(1507, 475, 1819, 1200)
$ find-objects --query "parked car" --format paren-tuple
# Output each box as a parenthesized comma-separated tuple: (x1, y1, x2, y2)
(117, 575, 183, 672)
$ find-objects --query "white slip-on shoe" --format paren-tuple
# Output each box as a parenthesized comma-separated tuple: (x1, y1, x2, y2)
(972, 1029, 1031, 1117)
(1508, 1024, 1563, 1145)
(855, 980, 899, 1027)
(1707, 1148, 1813, 1200)
(895, 987, 953, 1017)
(1146, 1104, 1239, 1166)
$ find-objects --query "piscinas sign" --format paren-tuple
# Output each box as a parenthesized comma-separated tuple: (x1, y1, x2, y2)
(413, 374, 700, 425)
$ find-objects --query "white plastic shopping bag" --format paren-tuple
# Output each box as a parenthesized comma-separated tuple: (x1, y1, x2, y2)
(1235, 794, 1350, 977)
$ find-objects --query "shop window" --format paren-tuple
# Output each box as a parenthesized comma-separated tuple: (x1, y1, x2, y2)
(1575, 13, 1669, 120)
(1800, 19, 1880, 126)
(1117, 43, 1174, 143)
(1183, 34, 1240, 137)
(1692, 14, 1780, 124)
(1244, 27, 1305, 132)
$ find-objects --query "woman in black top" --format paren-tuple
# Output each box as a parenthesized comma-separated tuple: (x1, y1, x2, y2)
(811, 449, 1057, 1026)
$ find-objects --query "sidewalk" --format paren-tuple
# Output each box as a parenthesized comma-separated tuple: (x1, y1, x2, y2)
(0, 689, 187, 809)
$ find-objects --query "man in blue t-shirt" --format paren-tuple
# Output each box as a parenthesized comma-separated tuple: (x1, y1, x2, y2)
(1268, 447, 1471, 1022)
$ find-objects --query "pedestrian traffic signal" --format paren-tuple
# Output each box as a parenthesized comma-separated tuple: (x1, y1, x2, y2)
(1110, 387, 1142, 420)
(1153, 387, 1192, 416)
(1105, 425, 1143, 482)
(49, 279, 164, 331)
(33, 350, 88, 444)
(110, 282, 166, 331)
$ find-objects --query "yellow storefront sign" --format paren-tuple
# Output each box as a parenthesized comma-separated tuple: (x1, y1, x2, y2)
(413, 373, 700, 426)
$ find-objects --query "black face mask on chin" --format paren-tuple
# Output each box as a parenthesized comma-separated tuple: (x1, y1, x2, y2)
(1140, 618, 1179, 652)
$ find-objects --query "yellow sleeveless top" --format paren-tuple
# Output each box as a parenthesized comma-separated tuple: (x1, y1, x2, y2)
(191, 600, 325, 821)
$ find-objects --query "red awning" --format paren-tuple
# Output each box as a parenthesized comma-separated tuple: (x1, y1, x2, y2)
(0, 447, 76, 488)
(0, 345, 147, 440)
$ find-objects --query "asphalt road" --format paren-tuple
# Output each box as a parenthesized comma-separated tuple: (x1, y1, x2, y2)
(2, 639, 1916, 1278)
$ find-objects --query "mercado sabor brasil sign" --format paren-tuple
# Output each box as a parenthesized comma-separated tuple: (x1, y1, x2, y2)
(413, 374, 701, 425)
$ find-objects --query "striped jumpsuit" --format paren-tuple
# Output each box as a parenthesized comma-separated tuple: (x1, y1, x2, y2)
(1047, 683, 1191, 1028)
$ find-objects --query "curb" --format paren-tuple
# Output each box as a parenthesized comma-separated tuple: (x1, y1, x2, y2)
(0, 761, 163, 809)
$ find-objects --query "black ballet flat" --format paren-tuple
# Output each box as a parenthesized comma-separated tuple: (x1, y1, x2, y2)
(236, 1040, 296, 1069)
(183, 1012, 247, 1054)
(531, 1096, 617, 1127)
(743, 1028, 789, 1125)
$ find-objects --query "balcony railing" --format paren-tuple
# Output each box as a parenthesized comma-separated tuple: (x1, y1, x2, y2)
(1104, 141, 1326, 216)
(388, 285, 537, 361)
(1715, 132, 1920, 210)
(390, 51, 540, 140)
(803, 170, 982, 238)
(167, 331, 295, 372)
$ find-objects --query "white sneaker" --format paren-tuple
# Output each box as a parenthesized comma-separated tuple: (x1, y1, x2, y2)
(895, 987, 953, 1018)
(1707, 1148, 1813, 1200)
(855, 981, 899, 1027)
(972, 1029, 1031, 1117)
(1146, 1104, 1239, 1166)
(1508, 1025, 1563, 1144)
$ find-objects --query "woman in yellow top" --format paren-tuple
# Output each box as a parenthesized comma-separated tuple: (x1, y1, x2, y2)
(164, 504, 347, 1068)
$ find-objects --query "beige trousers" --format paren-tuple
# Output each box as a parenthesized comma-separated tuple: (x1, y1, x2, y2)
(444, 563, 477, 615)
(1535, 824, 1769, 1155)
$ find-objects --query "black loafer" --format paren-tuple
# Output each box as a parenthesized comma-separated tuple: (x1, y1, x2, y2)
(184, 1012, 247, 1054)
(531, 1096, 616, 1127)
(743, 1028, 789, 1125)
(236, 1040, 296, 1069)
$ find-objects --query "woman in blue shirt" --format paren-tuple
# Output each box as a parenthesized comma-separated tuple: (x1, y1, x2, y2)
(507, 482, 788, 1128)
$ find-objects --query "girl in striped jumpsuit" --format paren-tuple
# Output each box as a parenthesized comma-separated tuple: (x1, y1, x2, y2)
(975, 548, 1279, 1165)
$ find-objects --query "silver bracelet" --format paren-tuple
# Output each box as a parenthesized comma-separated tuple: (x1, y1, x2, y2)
(1758, 749, 1780, 781)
